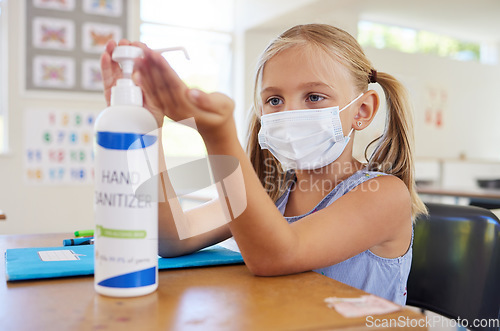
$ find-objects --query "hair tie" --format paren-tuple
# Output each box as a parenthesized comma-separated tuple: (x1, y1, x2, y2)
(369, 69, 377, 84)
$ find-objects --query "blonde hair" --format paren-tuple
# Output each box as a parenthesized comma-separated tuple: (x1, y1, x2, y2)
(246, 24, 427, 218)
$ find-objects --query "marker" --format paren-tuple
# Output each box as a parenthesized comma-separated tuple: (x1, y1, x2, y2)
(74, 229, 94, 237)
(63, 237, 94, 246)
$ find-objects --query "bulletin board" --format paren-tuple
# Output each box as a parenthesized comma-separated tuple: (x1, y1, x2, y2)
(24, 108, 99, 185)
(25, 0, 128, 94)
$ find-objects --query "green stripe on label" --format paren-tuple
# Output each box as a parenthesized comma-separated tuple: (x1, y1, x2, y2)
(96, 225, 146, 239)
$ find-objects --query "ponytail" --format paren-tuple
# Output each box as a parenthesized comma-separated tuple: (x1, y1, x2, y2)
(365, 72, 427, 218)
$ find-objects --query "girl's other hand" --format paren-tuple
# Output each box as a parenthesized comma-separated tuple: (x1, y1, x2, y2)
(134, 48, 236, 142)
(100, 39, 165, 127)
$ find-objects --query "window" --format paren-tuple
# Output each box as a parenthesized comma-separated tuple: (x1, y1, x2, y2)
(0, 0, 7, 153)
(140, 0, 235, 158)
(358, 21, 482, 63)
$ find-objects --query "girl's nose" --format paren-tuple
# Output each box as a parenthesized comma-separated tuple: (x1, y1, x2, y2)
(284, 101, 302, 112)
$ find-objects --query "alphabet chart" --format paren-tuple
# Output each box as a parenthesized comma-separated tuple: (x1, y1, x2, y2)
(24, 109, 98, 185)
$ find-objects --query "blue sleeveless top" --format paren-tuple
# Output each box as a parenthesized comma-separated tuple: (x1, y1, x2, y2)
(275, 168, 412, 306)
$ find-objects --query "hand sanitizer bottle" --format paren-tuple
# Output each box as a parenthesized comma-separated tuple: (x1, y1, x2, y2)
(94, 46, 159, 297)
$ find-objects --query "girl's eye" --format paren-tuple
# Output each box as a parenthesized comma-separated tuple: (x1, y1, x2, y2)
(307, 94, 324, 102)
(267, 97, 283, 106)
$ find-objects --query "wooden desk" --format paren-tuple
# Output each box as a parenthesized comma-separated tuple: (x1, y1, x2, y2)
(0, 233, 426, 330)
(417, 186, 500, 200)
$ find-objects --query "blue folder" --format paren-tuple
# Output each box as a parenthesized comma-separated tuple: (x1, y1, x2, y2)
(4, 245, 243, 281)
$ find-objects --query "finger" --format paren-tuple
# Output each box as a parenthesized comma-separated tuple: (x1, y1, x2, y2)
(118, 39, 132, 46)
(146, 48, 185, 91)
(100, 50, 120, 106)
(131, 41, 151, 77)
(102, 39, 122, 77)
(145, 49, 188, 110)
(100, 52, 111, 104)
(137, 51, 192, 119)
(101, 47, 120, 77)
(188, 89, 235, 114)
(135, 57, 164, 110)
(105, 39, 117, 55)
(131, 41, 150, 52)
(131, 69, 141, 86)
(134, 59, 153, 94)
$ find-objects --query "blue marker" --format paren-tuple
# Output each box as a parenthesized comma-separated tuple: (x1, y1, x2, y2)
(63, 237, 94, 246)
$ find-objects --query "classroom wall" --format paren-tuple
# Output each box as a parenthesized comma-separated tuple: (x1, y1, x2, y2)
(0, 1, 140, 235)
(365, 47, 500, 161)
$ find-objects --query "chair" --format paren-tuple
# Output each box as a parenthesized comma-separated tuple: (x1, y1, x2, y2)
(407, 203, 500, 331)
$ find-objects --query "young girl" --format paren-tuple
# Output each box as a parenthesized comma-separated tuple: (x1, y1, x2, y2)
(101, 24, 427, 305)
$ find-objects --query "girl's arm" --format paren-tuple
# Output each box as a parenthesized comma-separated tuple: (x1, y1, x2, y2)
(156, 129, 232, 257)
(201, 127, 411, 275)
(134, 47, 412, 275)
(157, 197, 232, 257)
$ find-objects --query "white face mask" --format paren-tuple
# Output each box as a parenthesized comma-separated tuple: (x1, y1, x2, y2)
(258, 93, 363, 170)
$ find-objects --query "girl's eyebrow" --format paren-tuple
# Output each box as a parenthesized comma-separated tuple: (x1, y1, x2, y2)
(261, 81, 335, 96)
(260, 86, 280, 96)
(298, 81, 335, 90)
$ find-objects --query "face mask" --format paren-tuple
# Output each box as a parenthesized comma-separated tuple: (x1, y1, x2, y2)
(258, 93, 363, 170)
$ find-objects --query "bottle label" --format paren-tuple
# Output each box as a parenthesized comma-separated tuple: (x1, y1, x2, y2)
(94, 131, 158, 290)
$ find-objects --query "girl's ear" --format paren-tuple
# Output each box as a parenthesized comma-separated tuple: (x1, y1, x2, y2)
(353, 90, 379, 130)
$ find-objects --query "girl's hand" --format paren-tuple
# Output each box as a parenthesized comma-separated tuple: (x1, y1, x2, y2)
(100, 39, 165, 127)
(133, 47, 236, 142)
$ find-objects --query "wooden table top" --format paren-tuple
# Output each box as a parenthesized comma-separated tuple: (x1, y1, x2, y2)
(0, 233, 426, 330)
(417, 186, 500, 200)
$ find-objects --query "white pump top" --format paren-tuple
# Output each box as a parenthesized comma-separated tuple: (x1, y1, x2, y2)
(110, 45, 189, 107)
(112, 46, 144, 79)
(110, 46, 144, 106)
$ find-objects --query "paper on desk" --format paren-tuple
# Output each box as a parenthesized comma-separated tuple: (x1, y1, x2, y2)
(38, 250, 82, 261)
(217, 237, 241, 253)
(324, 295, 401, 318)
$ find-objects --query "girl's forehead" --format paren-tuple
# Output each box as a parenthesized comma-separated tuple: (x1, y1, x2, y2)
(261, 45, 350, 88)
